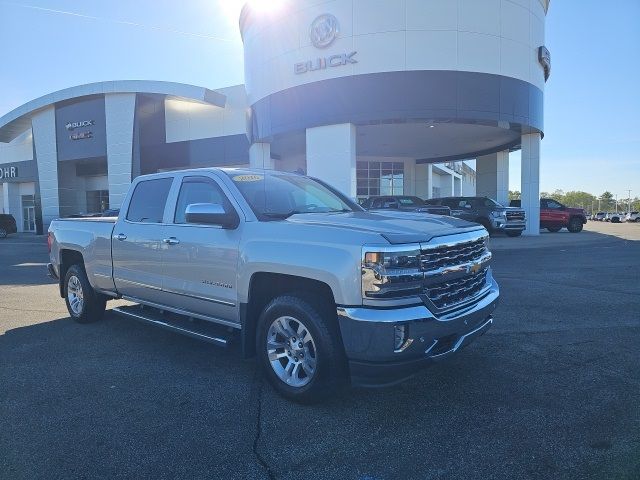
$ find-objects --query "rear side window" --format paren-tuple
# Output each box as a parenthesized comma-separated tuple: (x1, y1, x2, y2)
(126, 178, 173, 223)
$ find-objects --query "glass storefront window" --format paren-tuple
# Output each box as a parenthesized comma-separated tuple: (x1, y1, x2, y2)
(21, 195, 36, 232)
(86, 190, 110, 213)
(356, 161, 404, 198)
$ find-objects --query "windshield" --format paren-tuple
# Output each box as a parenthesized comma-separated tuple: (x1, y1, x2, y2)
(227, 172, 357, 220)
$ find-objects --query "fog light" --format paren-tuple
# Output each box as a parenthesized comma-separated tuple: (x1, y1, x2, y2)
(394, 325, 411, 352)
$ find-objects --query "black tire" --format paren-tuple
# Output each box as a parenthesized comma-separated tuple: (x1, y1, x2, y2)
(64, 264, 106, 323)
(256, 294, 346, 403)
(506, 230, 523, 237)
(478, 218, 493, 234)
(547, 225, 562, 233)
(567, 217, 584, 233)
(0, 227, 7, 239)
(636, 218, 640, 223)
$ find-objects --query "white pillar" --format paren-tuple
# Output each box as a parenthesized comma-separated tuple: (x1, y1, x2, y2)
(427, 164, 433, 198)
(105, 93, 136, 209)
(249, 143, 274, 169)
(306, 123, 356, 197)
(521, 133, 541, 236)
(32, 107, 59, 230)
(476, 150, 509, 205)
(414, 163, 430, 198)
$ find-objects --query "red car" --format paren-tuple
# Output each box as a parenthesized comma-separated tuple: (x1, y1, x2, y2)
(510, 199, 587, 233)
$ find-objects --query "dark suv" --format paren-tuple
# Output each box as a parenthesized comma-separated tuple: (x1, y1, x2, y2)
(425, 196, 526, 237)
(361, 195, 451, 216)
(0, 214, 18, 238)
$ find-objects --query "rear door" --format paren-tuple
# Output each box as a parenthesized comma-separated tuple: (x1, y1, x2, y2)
(112, 176, 175, 304)
(158, 174, 242, 325)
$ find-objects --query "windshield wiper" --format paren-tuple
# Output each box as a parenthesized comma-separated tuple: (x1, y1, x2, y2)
(262, 210, 303, 219)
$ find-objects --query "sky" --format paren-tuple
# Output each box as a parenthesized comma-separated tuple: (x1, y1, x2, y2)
(0, 0, 638, 199)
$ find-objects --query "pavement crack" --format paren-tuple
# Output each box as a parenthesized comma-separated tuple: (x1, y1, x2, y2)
(251, 373, 277, 480)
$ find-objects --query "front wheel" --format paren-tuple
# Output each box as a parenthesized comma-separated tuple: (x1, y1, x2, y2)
(64, 264, 106, 323)
(506, 230, 523, 237)
(567, 217, 584, 232)
(257, 295, 346, 403)
(547, 225, 562, 233)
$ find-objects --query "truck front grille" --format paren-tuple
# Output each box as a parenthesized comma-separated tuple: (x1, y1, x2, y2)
(506, 210, 525, 222)
(420, 233, 491, 310)
(424, 268, 489, 310)
(420, 237, 486, 271)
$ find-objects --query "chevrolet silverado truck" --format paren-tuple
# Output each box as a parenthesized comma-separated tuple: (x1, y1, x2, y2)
(425, 196, 526, 237)
(48, 168, 499, 402)
(360, 195, 451, 216)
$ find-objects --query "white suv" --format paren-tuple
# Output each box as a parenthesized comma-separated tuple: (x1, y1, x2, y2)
(626, 211, 640, 222)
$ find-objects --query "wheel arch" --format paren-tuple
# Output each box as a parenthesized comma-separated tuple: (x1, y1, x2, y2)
(240, 272, 336, 358)
(58, 249, 85, 298)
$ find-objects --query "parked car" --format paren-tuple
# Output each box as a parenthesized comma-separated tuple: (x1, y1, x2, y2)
(48, 168, 499, 403)
(0, 214, 18, 238)
(609, 212, 626, 223)
(626, 211, 640, 222)
(361, 195, 451, 216)
(594, 212, 606, 221)
(425, 196, 526, 237)
(510, 198, 586, 233)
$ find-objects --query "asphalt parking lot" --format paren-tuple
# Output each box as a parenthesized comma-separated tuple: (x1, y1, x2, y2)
(1, 222, 639, 480)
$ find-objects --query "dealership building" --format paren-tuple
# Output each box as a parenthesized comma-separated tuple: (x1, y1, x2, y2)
(0, 0, 548, 235)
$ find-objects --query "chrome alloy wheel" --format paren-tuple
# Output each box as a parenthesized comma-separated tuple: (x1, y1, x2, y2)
(67, 275, 84, 316)
(267, 316, 317, 387)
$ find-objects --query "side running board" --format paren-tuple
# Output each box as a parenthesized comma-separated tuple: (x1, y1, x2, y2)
(112, 305, 233, 347)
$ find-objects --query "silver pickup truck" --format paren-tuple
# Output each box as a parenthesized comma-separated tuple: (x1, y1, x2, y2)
(48, 168, 499, 402)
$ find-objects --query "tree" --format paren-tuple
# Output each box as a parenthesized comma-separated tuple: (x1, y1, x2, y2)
(599, 191, 614, 211)
(508, 190, 521, 201)
(563, 191, 596, 211)
(549, 189, 565, 202)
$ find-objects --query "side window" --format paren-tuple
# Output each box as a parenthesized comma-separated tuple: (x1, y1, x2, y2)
(371, 198, 384, 208)
(383, 198, 398, 208)
(547, 200, 562, 209)
(126, 178, 173, 223)
(174, 177, 227, 224)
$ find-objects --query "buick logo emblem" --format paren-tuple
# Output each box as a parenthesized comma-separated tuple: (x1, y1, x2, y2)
(310, 14, 339, 49)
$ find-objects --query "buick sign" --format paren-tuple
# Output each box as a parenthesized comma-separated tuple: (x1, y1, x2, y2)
(295, 52, 358, 74)
(310, 14, 339, 49)
(66, 120, 95, 131)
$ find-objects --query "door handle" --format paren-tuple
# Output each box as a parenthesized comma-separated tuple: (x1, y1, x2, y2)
(162, 237, 180, 246)
(115, 233, 127, 241)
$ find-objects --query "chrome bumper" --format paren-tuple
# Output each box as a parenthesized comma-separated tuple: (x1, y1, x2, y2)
(337, 275, 499, 387)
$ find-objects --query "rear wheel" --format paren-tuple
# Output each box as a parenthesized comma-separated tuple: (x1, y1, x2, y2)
(567, 217, 584, 233)
(64, 264, 106, 323)
(506, 230, 523, 237)
(257, 295, 346, 403)
(547, 225, 562, 233)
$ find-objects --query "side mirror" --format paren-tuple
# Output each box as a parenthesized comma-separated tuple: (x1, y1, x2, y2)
(185, 203, 239, 229)
(464, 204, 472, 209)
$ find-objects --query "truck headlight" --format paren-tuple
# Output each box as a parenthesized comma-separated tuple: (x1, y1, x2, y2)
(490, 211, 505, 219)
(362, 246, 423, 299)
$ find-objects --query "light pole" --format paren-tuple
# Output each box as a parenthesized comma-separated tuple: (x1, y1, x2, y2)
(628, 189, 632, 214)
(615, 194, 618, 213)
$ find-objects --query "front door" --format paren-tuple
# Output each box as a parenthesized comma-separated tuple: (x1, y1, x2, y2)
(159, 175, 241, 325)
(112, 177, 174, 305)
(21, 195, 36, 232)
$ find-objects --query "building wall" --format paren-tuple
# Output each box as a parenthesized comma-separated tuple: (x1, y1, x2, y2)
(0, 129, 33, 164)
(242, 0, 546, 105)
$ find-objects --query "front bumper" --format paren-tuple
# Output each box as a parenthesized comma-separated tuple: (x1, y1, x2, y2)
(492, 218, 526, 231)
(337, 275, 499, 387)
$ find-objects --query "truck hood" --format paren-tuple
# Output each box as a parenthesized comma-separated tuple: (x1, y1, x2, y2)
(286, 210, 483, 244)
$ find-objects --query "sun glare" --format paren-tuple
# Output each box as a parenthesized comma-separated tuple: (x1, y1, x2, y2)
(218, 0, 287, 24)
